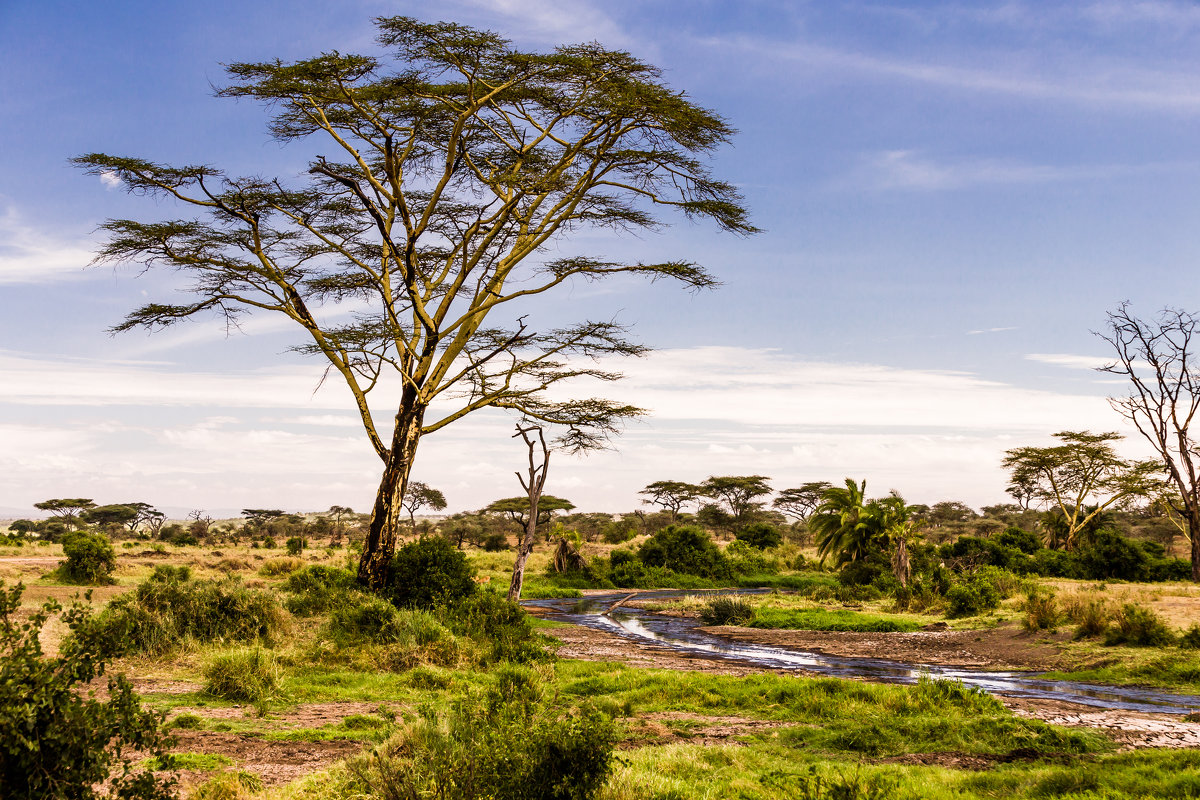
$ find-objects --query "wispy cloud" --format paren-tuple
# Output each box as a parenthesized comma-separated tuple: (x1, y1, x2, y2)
(709, 33, 1200, 112)
(0, 206, 96, 284)
(847, 150, 1185, 192)
(1025, 352, 1111, 370)
(968, 326, 1018, 335)
(457, 0, 634, 48)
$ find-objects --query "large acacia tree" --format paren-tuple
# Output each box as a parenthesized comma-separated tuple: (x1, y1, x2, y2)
(76, 18, 755, 587)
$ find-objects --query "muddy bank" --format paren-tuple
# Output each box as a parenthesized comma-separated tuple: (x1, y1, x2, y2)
(706, 622, 1069, 672)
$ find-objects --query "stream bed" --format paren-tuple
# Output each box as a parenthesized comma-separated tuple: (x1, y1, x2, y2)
(527, 591, 1200, 715)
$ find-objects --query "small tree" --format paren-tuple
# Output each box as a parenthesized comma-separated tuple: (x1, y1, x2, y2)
(638, 480, 701, 523)
(59, 532, 117, 585)
(327, 505, 354, 545)
(0, 582, 175, 799)
(772, 482, 831, 522)
(401, 482, 448, 535)
(701, 475, 773, 532)
(1001, 431, 1161, 551)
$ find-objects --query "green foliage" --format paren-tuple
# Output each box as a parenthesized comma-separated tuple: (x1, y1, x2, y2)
(383, 535, 477, 609)
(203, 647, 280, 703)
(637, 525, 730, 579)
(698, 596, 755, 626)
(1105, 603, 1176, 647)
(91, 575, 286, 655)
(945, 580, 1000, 618)
(1069, 598, 1111, 639)
(58, 530, 117, 585)
(481, 532, 509, 551)
(1180, 625, 1200, 650)
(353, 665, 616, 800)
(285, 536, 306, 556)
(323, 596, 461, 670)
(444, 590, 552, 665)
(0, 581, 174, 800)
(995, 526, 1043, 554)
(733, 521, 782, 549)
(749, 607, 920, 633)
(282, 565, 357, 616)
(1021, 588, 1060, 631)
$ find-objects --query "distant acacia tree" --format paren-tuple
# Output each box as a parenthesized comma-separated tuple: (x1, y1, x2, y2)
(76, 17, 754, 588)
(326, 505, 354, 545)
(638, 480, 701, 523)
(701, 475, 772, 529)
(401, 482, 448, 535)
(1100, 304, 1200, 581)
(772, 482, 831, 522)
(33, 499, 95, 530)
(1001, 431, 1161, 551)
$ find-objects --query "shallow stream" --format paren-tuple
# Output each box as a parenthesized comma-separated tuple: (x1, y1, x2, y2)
(527, 590, 1200, 715)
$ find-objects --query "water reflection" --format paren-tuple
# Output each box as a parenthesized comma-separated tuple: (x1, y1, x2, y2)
(527, 591, 1200, 715)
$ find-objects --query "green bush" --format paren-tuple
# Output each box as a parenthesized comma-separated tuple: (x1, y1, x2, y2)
(724, 539, 781, 575)
(203, 647, 280, 703)
(354, 665, 615, 800)
(325, 596, 462, 669)
(0, 581, 174, 799)
(734, 522, 782, 550)
(91, 576, 286, 655)
(1070, 598, 1111, 639)
(285, 536, 306, 556)
(282, 564, 357, 616)
(59, 531, 117, 585)
(481, 533, 509, 551)
(637, 525, 730, 579)
(444, 590, 551, 664)
(945, 579, 1000, 618)
(1106, 603, 1176, 647)
(1021, 589, 1059, 631)
(699, 595, 755, 626)
(384, 536, 476, 609)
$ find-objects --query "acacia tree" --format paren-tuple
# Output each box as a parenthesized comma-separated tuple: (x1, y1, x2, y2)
(772, 482, 831, 521)
(1099, 304, 1200, 580)
(33, 499, 95, 529)
(700, 475, 772, 529)
(638, 480, 701, 523)
(401, 481, 448, 535)
(76, 17, 752, 588)
(1001, 430, 1161, 551)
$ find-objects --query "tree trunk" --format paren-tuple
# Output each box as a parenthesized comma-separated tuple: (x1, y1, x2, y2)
(357, 401, 425, 589)
(508, 514, 539, 601)
(892, 537, 910, 588)
(1190, 506, 1200, 583)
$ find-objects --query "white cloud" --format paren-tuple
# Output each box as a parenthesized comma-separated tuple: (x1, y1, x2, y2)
(710, 33, 1200, 112)
(99, 171, 123, 190)
(0, 206, 96, 284)
(968, 326, 1018, 335)
(459, 0, 633, 48)
(848, 150, 1187, 192)
(1025, 352, 1112, 370)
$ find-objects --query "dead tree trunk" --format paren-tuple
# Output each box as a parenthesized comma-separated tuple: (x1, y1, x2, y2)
(508, 424, 550, 602)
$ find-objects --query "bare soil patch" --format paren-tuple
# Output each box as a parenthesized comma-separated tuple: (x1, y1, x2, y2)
(623, 711, 793, 748)
(167, 730, 363, 788)
(1003, 696, 1200, 750)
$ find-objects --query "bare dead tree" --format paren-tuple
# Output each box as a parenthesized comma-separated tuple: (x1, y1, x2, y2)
(1098, 303, 1200, 581)
(508, 423, 551, 601)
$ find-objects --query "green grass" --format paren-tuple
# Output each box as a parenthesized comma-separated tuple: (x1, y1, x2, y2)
(145, 752, 234, 771)
(1039, 646, 1200, 696)
(747, 607, 922, 633)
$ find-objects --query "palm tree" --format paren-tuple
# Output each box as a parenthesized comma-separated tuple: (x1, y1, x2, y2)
(811, 479, 877, 565)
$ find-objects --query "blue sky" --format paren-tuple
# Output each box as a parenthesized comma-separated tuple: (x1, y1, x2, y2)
(3, 0, 1199, 517)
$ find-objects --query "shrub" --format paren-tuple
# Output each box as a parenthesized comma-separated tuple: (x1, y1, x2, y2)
(0, 581, 174, 799)
(734, 522, 782, 550)
(1021, 589, 1059, 631)
(699, 595, 755, 626)
(259, 556, 304, 576)
(203, 647, 280, 703)
(354, 665, 615, 800)
(1106, 603, 1176, 647)
(637, 525, 730, 579)
(91, 576, 287, 655)
(191, 770, 263, 800)
(1068, 598, 1110, 639)
(1180, 625, 1200, 650)
(995, 527, 1043, 554)
(383, 536, 476, 609)
(282, 564, 357, 616)
(1078, 530, 1149, 582)
(58, 531, 117, 585)
(724, 539, 781, 576)
(482, 533, 509, 551)
(285, 536, 306, 556)
(444, 590, 551, 664)
(945, 575, 1001, 618)
(150, 564, 191, 583)
(325, 597, 461, 669)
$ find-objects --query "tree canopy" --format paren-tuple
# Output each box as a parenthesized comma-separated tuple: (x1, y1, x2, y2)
(76, 16, 754, 587)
